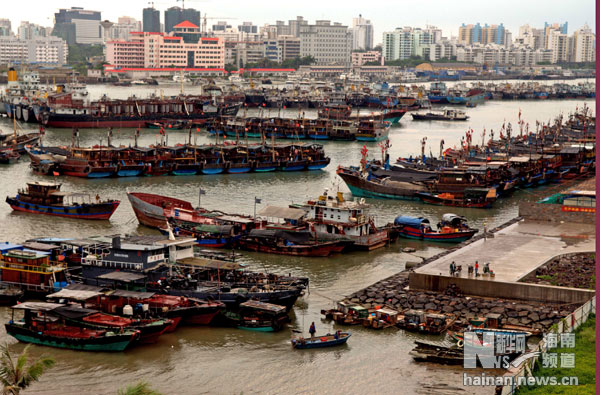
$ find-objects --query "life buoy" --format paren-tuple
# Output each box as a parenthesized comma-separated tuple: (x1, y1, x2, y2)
(457, 339, 464, 348)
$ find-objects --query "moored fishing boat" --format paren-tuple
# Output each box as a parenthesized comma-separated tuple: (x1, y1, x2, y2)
(411, 108, 469, 121)
(6, 182, 120, 220)
(393, 214, 478, 243)
(6, 302, 140, 351)
(50, 304, 171, 344)
(238, 229, 351, 257)
(301, 189, 390, 250)
(224, 300, 290, 332)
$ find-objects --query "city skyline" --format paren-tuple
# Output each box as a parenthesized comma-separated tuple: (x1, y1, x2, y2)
(1, 0, 595, 43)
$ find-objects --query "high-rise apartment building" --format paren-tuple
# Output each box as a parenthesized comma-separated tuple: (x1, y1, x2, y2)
(164, 7, 200, 33)
(143, 7, 160, 33)
(459, 23, 508, 46)
(382, 27, 435, 60)
(572, 24, 595, 62)
(351, 14, 374, 50)
(0, 19, 12, 36)
(17, 22, 48, 40)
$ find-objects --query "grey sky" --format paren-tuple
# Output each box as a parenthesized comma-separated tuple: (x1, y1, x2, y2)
(7, 0, 596, 44)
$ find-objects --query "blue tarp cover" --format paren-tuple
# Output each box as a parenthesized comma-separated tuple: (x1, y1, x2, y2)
(393, 216, 429, 227)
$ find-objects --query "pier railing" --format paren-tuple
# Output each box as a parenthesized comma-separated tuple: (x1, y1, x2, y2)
(497, 296, 596, 395)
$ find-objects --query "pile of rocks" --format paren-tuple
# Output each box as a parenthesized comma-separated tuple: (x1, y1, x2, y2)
(521, 252, 595, 289)
(345, 280, 578, 331)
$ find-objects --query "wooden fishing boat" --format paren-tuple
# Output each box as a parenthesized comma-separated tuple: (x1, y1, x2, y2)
(415, 189, 496, 209)
(6, 302, 140, 352)
(127, 192, 194, 228)
(224, 300, 289, 332)
(238, 229, 351, 257)
(410, 341, 464, 365)
(52, 305, 171, 344)
(291, 331, 351, 349)
(0, 285, 23, 305)
(393, 215, 477, 243)
(398, 311, 457, 335)
(0, 148, 19, 164)
(321, 302, 369, 325)
(6, 182, 120, 220)
(411, 108, 469, 121)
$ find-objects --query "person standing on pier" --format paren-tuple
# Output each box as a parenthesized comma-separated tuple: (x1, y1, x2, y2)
(475, 261, 479, 277)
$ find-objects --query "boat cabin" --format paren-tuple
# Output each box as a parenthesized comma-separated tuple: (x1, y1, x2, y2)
(0, 250, 67, 291)
(303, 190, 373, 237)
(81, 235, 196, 278)
(375, 308, 399, 325)
(336, 302, 369, 319)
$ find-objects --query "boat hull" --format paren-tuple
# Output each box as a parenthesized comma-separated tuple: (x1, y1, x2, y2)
(6, 198, 120, 220)
(398, 226, 477, 243)
(6, 324, 137, 352)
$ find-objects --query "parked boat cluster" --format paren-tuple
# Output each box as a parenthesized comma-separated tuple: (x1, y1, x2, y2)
(1, 234, 311, 350)
(338, 106, 595, 208)
(27, 141, 331, 178)
(205, 114, 394, 142)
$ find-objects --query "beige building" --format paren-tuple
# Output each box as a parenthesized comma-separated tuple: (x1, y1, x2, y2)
(572, 24, 595, 62)
(299, 20, 353, 66)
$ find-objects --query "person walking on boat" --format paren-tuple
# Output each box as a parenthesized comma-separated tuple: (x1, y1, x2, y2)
(309, 322, 316, 339)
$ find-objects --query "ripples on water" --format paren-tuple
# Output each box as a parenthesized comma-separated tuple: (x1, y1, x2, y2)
(0, 84, 592, 394)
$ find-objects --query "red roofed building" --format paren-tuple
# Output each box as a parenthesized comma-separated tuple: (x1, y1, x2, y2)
(173, 20, 198, 29)
(106, 24, 224, 70)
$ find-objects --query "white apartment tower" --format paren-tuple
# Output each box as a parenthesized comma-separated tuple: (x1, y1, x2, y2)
(351, 14, 374, 50)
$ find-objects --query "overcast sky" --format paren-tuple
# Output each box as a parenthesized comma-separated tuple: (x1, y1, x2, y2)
(6, 0, 596, 44)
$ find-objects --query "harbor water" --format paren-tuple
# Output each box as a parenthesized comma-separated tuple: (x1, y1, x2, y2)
(0, 83, 593, 394)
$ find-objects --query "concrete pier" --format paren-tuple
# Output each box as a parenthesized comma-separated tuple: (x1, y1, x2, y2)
(413, 219, 595, 282)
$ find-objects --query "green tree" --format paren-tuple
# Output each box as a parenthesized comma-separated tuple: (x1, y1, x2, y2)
(0, 343, 55, 395)
(224, 63, 238, 72)
(117, 381, 163, 395)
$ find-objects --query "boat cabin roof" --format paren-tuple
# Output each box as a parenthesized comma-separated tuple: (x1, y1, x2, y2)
(4, 250, 47, 260)
(259, 205, 306, 220)
(177, 257, 241, 270)
(96, 271, 147, 282)
(394, 216, 429, 227)
(21, 242, 60, 251)
(47, 289, 104, 301)
(0, 242, 23, 253)
(240, 300, 286, 313)
(11, 302, 64, 311)
(109, 289, 155, 299)
(52, 305, 98, 319)
(376, 308, 398, 316)
(27, 181, 60, 188)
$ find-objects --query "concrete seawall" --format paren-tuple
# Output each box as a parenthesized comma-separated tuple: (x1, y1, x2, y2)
(519, 201, 595, 224)
(409, 272, 594, 304)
